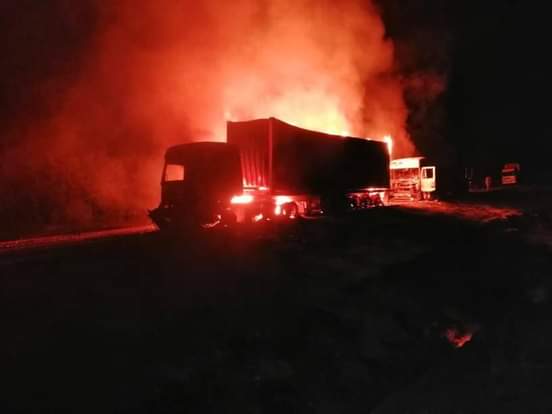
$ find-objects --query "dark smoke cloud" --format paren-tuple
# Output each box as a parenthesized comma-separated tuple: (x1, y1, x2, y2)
(0, 0, 419, 238)
(374, 0, 451, 166)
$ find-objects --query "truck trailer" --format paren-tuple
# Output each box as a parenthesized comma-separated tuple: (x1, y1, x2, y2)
(149, 117, 390, 230)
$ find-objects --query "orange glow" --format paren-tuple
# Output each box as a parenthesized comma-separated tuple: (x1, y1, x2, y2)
(230, 194, 254, 205)
(214, 1, 415, 154)
(4, 0, 423, 233)
(444, 327, 473, 348)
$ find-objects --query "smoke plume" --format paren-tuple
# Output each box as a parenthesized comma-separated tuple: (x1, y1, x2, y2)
(1, 0, 414, 236)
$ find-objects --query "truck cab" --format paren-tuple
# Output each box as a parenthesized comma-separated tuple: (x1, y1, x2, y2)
(390, 157, 436, 200)
(149, 142, 242, 231)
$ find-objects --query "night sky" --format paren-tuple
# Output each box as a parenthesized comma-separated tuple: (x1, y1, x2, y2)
(379, 0, 551, 176)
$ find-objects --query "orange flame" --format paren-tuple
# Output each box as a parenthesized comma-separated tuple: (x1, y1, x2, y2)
(230, 194, 254, 205)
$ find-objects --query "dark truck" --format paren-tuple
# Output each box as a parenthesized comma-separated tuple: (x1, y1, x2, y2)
(149, 117, 389, 231)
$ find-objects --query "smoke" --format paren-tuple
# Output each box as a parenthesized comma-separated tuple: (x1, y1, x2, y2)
(1, 0, 414, 236)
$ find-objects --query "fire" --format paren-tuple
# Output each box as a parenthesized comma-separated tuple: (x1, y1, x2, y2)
(1, 0, 417, 233)
(274, 195, 293, 206)
(223, 92, 352, 137)
(230, 194, 254, 205)
(444, 327, 474, 348)
(274, 195, 293, 216)
(383, 135, 393, 158)
(214, 0, 413, 151)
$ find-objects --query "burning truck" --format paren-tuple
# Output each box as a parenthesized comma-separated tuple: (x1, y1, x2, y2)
(149, 117, 390, 231)
(390, 157, 437, 200)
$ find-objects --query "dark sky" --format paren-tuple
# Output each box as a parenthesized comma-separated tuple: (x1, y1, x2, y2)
(448, 0, 551, 173)
(378, 0, 551, 174)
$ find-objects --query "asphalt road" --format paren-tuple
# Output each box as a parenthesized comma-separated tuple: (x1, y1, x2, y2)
(2, 200, 552, 413)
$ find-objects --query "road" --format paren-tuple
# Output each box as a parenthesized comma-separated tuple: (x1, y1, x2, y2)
(2, 199, 552, 413)
(0, 224, 156, 254)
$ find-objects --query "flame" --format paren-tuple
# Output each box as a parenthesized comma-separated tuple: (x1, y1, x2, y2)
(213, 1, 413, 149)
(274, 195, 293, 216)
(383, 135, 393, 158)
(274, 195, 293, 206)
(230, 194, 254, 205)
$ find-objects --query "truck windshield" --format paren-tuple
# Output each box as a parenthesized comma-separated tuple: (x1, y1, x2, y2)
(164, 164, 185, 182)
(391, 168, 419, 180)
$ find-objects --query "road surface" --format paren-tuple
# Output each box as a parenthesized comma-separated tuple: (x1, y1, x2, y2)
(2, 199, 552, 413)
(0, 224, 156, 253)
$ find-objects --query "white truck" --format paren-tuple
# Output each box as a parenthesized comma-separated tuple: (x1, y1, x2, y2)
(390, 157, 436, 200)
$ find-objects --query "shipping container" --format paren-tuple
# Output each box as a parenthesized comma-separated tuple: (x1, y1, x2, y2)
(227, 117, 389, 194)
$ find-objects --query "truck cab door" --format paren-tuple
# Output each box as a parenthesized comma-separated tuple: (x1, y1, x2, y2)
(421, 166, 436, 193)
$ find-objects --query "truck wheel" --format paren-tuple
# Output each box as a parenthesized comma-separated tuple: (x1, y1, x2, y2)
(281, 202, 298, 219)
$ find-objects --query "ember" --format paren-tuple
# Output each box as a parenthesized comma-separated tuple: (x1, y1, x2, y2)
(443, 327, 474, 348)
